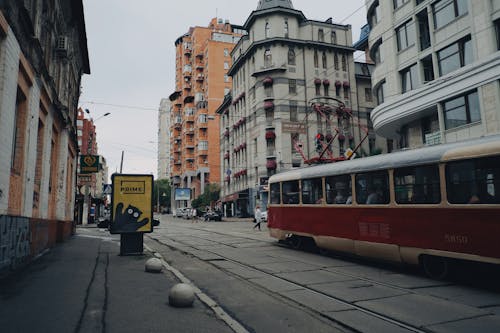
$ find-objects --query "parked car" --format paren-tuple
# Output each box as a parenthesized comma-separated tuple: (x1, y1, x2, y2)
(174, 208, 186, 218)
(203, 210, 223, 221)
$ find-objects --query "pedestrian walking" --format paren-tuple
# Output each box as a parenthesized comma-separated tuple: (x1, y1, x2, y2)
(253, 205, 262, 231)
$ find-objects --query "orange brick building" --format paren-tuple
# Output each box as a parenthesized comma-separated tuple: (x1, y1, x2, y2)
(169, 18, 244, 205)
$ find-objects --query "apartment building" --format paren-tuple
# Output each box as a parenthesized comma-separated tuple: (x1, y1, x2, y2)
(0, 1, 89, 272)
(158, 98, 171, 180)
(169, 18, 243, 205)
(217, 0, 377, 217)
(367, 0, 500, 148)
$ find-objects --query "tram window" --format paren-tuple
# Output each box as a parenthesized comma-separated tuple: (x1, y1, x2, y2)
(446, 156, 500, 204)
(325, 175, 352, 204)
(282, 180, 300, 204)
(302, 178, 323, 204)
(270, 183, 281, 204)
(394, 165, 441, 204)
(355, 171, 390, 205)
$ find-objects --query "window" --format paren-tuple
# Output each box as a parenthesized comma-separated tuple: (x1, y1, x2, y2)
(394, 165, 441, 204)
(199, 141, 208, 150)
(334, 53, 339, 70)
(368, 1, 381, 27)
(283, 180, 300, 204)
(331, 31, 337, 44)
(284, 19, 289, 38)
(437, 36, 472, 76)
(355, 171, 390, 204)
(325, 175, 352, 204)
(224, 48, 229, 57)
(343, 86, 349, 99)
(318, 29, 324, 42)
(341, 55, 347, 71)
(224, 88, 230, 95)
(446, 156, 500, 204)
(314, 50, 319, 68)
(396, 20, 416, 51)
(433, 0, 468, 29)
(365, 88, 373, 102)
(315, 83, 321, 96)
(250, 87, 255, 101)
(417, 9, 431, 50)
(264, 48, 272, 67)
(322, 52, 327, 69)
(265, 21, 270, 38)
(302, 178, 323, 204)
(270, 182, 281, 204)
(400, 63, 419, 93)
(224, 75, 229, 83)
(372, 40, 383, 64)
(288, 48, 296, 65)
(496, 19, 500, 50)
(393, 0, 409, 9)
(224, 62, 229, 70)
(422, 55, 435, 82)
(289, 79, 297, 95)
(443, 90, 480, 129)
(376, 81, 386, 105)
(290, 101, 298, 121)
(324, 84, 329, 96)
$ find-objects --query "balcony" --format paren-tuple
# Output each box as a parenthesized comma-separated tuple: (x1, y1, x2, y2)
(196, 74, 204, 82)
(251, 63, 287, 77)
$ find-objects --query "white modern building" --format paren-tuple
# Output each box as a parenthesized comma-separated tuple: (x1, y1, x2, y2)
(367, 0, 500, 148)
(217, 0, 383, 217)
(158, 98, 171, 180)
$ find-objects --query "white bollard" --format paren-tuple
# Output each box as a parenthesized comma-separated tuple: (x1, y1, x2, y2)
(145, 258, 163, 273)
(169, 283, 195, 308)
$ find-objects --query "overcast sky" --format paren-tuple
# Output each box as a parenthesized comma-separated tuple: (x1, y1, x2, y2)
(80, 0, 367, 181)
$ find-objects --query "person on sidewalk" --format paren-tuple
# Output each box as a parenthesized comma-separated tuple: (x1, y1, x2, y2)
(253, 205, 262, 231)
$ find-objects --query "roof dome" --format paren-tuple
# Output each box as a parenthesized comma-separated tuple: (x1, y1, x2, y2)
(257, 0, 294, 10)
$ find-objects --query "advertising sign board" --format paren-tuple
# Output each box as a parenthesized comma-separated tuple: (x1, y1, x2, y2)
(174, 188, 191, 201)
(80, 155, 99, 174)
(110, 174, 153, 234)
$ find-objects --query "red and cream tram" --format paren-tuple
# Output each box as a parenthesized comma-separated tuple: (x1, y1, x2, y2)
(267, 135, 500, 278)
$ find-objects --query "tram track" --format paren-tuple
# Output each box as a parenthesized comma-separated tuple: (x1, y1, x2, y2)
(148, 228, 441, 333)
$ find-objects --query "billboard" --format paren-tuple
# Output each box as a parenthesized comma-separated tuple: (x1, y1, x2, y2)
(110, 174, 153, 234)
(174, 188, 191, 201)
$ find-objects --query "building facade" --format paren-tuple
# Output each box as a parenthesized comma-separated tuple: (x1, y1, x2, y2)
(157, 98, 171, 180)
(217, 0, 378, 217)
(0, 1, 89, 272)
(75, 108, 108, 225)
(168, 18, 243, 209)
(367, 0, 500, 148)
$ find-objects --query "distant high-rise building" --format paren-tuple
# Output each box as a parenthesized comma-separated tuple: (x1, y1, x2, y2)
(169, 18, 244, 204)
(158, 99, 171, 180)
(366, 0, 500, 148)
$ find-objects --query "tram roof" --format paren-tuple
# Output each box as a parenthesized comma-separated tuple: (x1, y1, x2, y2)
(269, 134, 500, 183)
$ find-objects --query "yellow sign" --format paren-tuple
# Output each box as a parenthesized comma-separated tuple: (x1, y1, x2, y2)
(110, 174, 153, 234)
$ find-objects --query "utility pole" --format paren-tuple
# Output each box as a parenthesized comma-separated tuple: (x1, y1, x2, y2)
(120, 151, 124, 173)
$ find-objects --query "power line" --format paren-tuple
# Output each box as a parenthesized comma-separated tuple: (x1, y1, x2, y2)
(340, 4, 366, 24)
(81, 101, 159, 111)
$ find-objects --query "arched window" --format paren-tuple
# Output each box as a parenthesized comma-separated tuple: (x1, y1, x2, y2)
(334, 53, 339, 70)
(313, 50, 319, 68)
(284, 20, 289, 38)
(264, 48, 272, 67)
(265, 22, 270, 38)
(288, 48, 296, 65)
(331, 31, 337, 44)
(341, 54, 347, 71)
(322, 52, 327, 69)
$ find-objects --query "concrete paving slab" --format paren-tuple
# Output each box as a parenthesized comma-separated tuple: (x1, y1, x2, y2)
(416, 285, 500, 308)
(279, 289, 353, 313)
(248, 275, 304, 293)
(225, 266, 268, 279)
(427, 314, 500, 333)
(311, 279, 408, 302)
(275, 269, 356, 285)
(357, 293, 489, 327)
(253, 261, 320, 274)
(324, 309, 415, 333)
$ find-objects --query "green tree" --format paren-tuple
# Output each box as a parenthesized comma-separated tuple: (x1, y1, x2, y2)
(153, 179, 171, 211)
(191, 183, 220, 209)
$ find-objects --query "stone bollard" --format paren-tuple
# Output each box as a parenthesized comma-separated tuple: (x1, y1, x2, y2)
(145, 258, 163, 273)
(169, 283, 195, 308)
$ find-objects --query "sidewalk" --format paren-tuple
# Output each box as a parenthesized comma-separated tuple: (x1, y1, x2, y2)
(0, 226, 233, 333)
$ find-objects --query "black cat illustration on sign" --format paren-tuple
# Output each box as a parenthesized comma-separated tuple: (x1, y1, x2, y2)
(112, 203, 149, 233)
